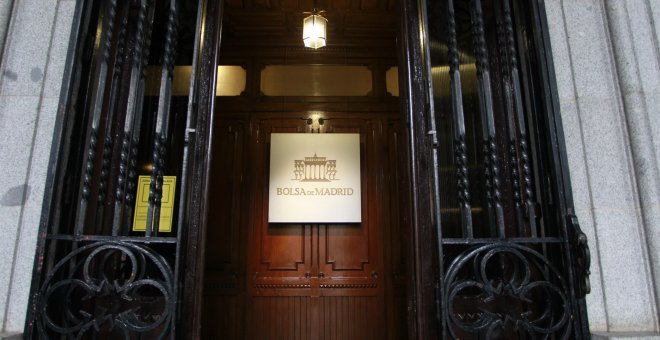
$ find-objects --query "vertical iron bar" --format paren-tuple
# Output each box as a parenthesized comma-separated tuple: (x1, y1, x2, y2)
(146, 0, 178, 237)
(447, 0, 473, 239)
(100, 2, 129, 236)
(130, 0, 156, 232)
(495, 1, 525, 236)
(113, 0, 155, 233)
(470, 0, 505, 238)
(74, 0, 118, 235)
(504, 0, 537, 237)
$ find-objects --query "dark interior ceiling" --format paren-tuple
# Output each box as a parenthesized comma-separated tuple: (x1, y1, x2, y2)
(222, 0, 398, 48)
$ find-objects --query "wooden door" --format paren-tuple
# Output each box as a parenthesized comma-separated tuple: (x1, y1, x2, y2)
(203, 112, 406, 339)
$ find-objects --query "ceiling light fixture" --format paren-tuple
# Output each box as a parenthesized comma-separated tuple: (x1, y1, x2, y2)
(303, 6, 327, 49)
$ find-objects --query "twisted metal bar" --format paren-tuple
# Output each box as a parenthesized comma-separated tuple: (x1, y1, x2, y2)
(503, 0, 537, 236)
(146, 134, 166, 236)
(98, 135, 112, 202)
(470, 0, 505, 237)
(146, 0, 179, 236)
(97, 2, 132, 236)
(126, 0, 156, 232)
(94, 0, 119, 214)
(495, 0, 525, 236)
(113, 0, 154, 233)
(447, 0, 473, 239)
(75, 0, 118, 235)
(81, 129, 98, 204)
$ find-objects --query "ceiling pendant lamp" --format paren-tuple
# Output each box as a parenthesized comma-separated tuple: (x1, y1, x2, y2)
(303, 6, 327, 49)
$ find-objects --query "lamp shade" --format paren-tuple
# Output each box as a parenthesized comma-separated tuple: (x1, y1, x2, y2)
(303, 14, 327, 49)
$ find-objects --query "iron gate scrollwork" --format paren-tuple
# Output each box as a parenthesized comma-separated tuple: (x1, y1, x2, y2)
(443, 243, 571, 338)
(37, 241, 174, 338)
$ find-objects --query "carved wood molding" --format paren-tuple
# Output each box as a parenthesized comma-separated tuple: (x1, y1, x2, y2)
(254, 283, 312, 289)
(319, 283, 377, 289)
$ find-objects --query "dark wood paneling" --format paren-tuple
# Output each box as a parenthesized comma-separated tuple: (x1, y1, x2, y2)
(247, 297, 312, 340)
(202, 111, 406, 338)
(202, 295, 243, 339)
(323, 224, 369, 271)
(243, 296, 385, 340)
(262, 224, 307, 270)
(319, 296, 384, 340)
(250, 117, 314, 294)
(202, 119, 248, 338)
(206, 121, 245, 272)
(385, 120, 408, 340)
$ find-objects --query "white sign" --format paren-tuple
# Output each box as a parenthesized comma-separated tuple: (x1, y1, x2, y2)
(268, 133, 362, 223)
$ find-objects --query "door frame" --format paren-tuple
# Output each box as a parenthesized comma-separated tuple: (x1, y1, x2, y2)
(179, 0, 224, 337)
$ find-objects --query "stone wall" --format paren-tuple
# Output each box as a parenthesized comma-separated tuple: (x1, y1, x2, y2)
(0, 0, 75, 335)
(545, 0, 660, 338)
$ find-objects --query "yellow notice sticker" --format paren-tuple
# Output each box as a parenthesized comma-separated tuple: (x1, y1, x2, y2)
(132, 176, 176, 232)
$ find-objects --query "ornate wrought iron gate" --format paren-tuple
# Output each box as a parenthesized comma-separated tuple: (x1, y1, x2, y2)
(23, 0, 590, 338)
(22, 0, 218, 338)
(399, 0, 591, 338)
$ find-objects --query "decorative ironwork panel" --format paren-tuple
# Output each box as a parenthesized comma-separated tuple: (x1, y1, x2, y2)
(443, 243, 570, 338)
(423, 0, 591, 338)
(25, 0, 204, 338)
(36, 241, 175, 338)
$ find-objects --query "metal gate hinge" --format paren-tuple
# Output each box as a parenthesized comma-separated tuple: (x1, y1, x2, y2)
(567, 214, 591, 298)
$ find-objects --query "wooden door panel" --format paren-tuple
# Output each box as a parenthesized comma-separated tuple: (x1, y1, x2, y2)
(202, 295, 243, 339)
(323, 224, 368, 270)
(384, 120, 408, 340)
(319, 223, 379, 294)
(246, 297, 313, 340)
(318, 296, 385, 340)
(204, 112, 404, 338)
(317, 117, 383, 295)
(205, 120, 246, 293)
(202, 120, 247, 339)
(245, 296, 385, 340)
(261, 224, 307, 271)
(251, 118, 314, 294)
(206, 122, 244, 268)
(249, 115, 385, 296)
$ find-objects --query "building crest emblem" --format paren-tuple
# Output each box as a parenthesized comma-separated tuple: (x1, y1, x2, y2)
(292, 153, 338, 182)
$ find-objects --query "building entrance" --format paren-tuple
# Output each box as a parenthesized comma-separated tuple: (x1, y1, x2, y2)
(23, 0, 592, 338)
(202, 113, 407, 339)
